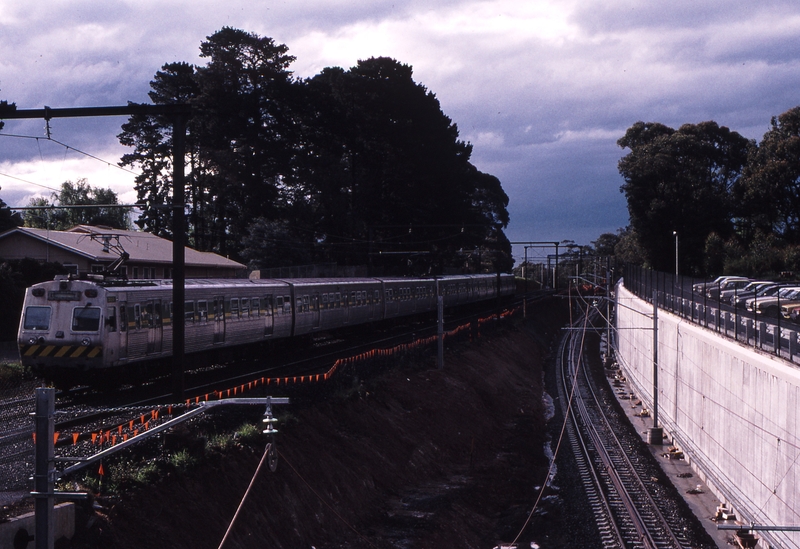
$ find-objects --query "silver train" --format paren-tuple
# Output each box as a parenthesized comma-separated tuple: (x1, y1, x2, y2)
(18, 274, 515, 382)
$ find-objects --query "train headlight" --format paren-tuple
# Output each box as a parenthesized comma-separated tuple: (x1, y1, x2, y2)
(28, 337, 37, 345)
(81, 337, 92, 347)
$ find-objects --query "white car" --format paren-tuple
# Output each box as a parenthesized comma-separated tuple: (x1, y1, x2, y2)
(693, 275, 748, 294)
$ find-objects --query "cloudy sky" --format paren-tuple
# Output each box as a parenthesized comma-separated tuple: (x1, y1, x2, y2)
(2, 0, 800, 265)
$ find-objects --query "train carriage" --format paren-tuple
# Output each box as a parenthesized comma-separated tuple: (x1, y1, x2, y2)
(281, 278, 385, 335)
(18, 273, 515, 384)
(378, 277, 438, 319)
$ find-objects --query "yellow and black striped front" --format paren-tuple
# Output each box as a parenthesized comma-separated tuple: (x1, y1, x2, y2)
(20, 344, 103, 360)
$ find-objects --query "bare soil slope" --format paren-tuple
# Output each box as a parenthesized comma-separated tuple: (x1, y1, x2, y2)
(76, 302, 570, 548)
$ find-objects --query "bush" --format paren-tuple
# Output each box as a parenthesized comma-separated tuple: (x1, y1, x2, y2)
(170, 449, 198, 472)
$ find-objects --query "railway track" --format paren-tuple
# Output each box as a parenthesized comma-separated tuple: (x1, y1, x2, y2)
(556, 308, 714, 549)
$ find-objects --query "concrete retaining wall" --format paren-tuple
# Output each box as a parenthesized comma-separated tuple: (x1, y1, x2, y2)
(616, 282, 800, 548)
(0, 503, 74, 548)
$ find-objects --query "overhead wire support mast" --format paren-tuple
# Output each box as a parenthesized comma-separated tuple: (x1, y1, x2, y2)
(1, 103, 192, 402)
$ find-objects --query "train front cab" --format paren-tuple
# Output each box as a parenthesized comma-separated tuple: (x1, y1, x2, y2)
(18, 278, 109, 375)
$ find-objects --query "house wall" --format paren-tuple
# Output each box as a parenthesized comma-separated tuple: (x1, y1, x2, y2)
(0, 232, 91, 270)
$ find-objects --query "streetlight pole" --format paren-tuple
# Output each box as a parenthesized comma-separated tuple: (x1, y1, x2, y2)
(673, 230, 678, 276)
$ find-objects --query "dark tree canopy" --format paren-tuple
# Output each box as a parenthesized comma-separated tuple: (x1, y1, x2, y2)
(0, 196, 22, 233)
(119, 29, 512, 274)
(736, 106, 800, 243)
(299, 57, 511, 272)
(617, 120, 752, 274)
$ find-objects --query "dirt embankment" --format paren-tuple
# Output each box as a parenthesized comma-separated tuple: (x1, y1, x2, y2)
(77, 301, 571, 549)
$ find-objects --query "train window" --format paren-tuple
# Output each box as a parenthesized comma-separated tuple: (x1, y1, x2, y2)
(251, 298, 259, 317)
(322, 294, 328, 308)
(241, 298, 250, 318)
(120, 304, 127, 332)
(23, 306, 51, 331)
(275, 296, 284, 313)
(72, 306, 101, 332)
(296, 297, 303, 312)
(106, 307, 117, 332)
(134, 304, 141, 330)
(303, 295, 310, 312)
(231, 298, 240, 319)
(197, 301, 208, 322)
(263, 296, 273, 316)
(185, 301, 195, 323)
(144, 303, 155, 328)
(284, 296, 292, 313)
(374, 290, 380, 303)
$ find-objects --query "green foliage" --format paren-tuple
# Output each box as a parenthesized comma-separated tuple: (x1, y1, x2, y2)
(234, 422, 263, 443)
(169, 449, 198, 472)
(111, 458, 162, 486)
(736, 106, 800, 243)
(613, 226, 645, 266)
(23, 179, 131, 230)
(207, 433, 234, 451)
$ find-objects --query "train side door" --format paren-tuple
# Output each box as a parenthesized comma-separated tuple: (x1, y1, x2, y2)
(213, 296, 226, 343)
(145, 300, 163, 354)
(312, 293, 320, 329)
(118, 303, 128, 360)
(153, 300, 162, 353)
(263, 295, 274, 336)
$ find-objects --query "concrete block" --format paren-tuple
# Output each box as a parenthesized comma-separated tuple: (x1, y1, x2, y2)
(0, 503, 75, 548)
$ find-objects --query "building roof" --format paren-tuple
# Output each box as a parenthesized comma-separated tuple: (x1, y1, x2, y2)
(0, 225, 245, 269)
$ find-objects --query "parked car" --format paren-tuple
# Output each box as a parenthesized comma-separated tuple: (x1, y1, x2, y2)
(747, 287, 800, 318)
(693, 275, 747, 294)
(706, 278, 751, 300)
(719, 280, 773, 304)
(781, 301, 800, 321)
(732, 282, 794, 307)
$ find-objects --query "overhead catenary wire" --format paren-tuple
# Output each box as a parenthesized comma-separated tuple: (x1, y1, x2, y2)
(0, 132, 141, 177)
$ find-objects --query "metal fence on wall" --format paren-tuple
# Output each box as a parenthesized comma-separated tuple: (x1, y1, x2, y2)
(623, 264, 800, 365)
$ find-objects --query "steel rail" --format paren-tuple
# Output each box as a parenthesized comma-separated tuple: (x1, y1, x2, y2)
(559, 309, 690, 549)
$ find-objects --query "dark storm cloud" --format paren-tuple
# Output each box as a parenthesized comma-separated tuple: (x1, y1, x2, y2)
(3, 0, 800, 261)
